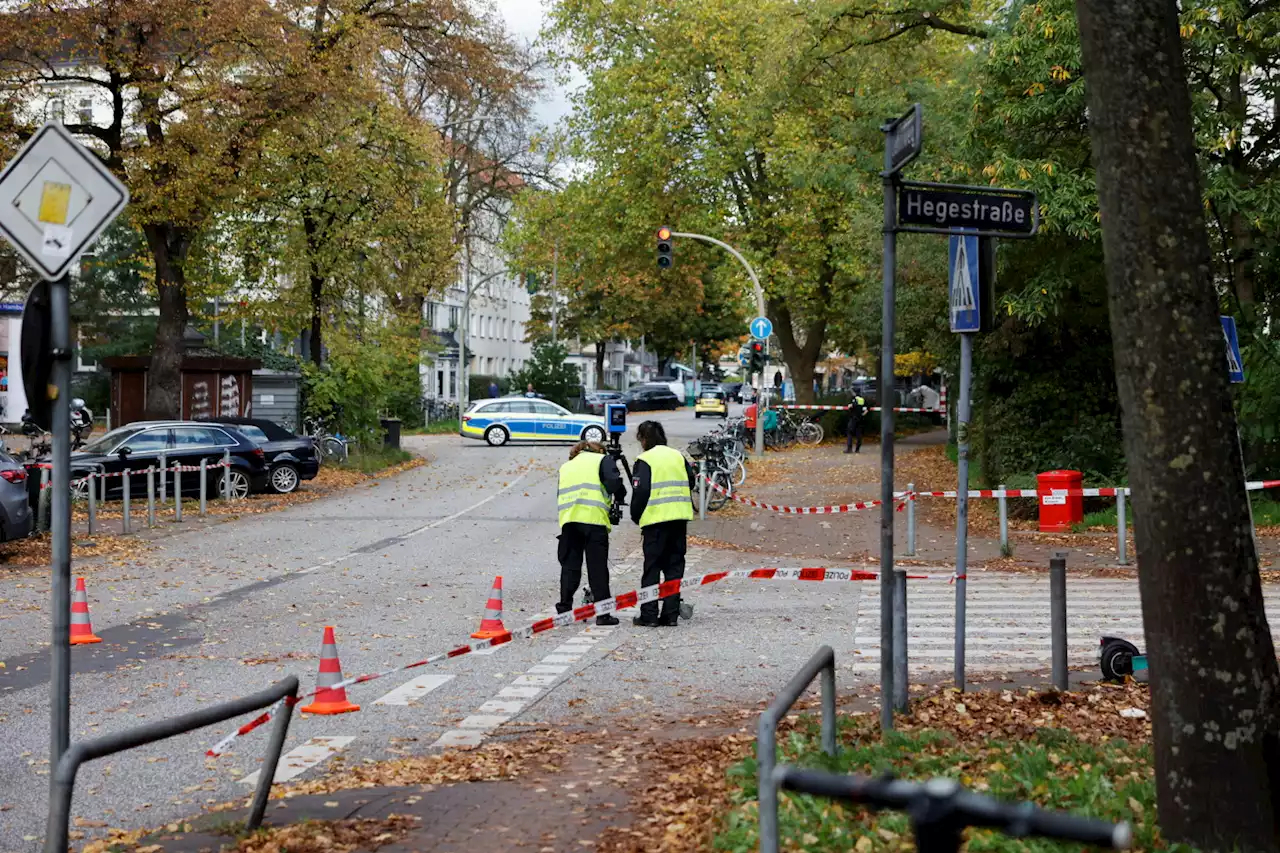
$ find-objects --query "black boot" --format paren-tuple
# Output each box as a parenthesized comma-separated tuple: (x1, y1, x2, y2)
(632, 615, 661, 627)
(596, 614, 620, 626)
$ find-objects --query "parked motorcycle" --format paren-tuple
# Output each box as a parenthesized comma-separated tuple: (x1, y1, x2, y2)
(70, 398, 93, 449)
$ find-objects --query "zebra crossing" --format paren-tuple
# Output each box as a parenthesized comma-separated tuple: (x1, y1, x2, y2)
(851, 576, 1154, 674)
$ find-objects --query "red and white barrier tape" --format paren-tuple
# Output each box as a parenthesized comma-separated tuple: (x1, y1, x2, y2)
(206, 563, 954, 756)
(700, 476, 900, 515)
(908, 480, 1280, 499)
(775, 405, 945, 414)
(37, 460, 232, 490)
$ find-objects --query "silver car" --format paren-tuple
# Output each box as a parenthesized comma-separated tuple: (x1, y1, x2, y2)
(0, 451, 33, 541)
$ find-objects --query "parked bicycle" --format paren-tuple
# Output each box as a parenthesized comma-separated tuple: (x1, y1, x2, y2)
(424, 398, 459, 424)
(303, 418, 349, 462)
(687, 434, 738, 512)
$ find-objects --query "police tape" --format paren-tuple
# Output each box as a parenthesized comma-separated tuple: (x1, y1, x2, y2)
(907, 480, 1280, 500)
(699, 476, 903, 514)
(775, 405, 944, 414)
(36, 460, 233, 490)
(205, 563, 954, 756)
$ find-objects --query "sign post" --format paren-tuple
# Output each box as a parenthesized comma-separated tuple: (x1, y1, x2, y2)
(0, 122, 127, 777)
(1222, 315, 1257, 560)
(879, 105, 1037, 725)
(949, 232, 983, 693)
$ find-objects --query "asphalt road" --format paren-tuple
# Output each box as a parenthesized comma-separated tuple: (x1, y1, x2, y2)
(0, 407, 746, 851)
(4, 404, 1239, 850)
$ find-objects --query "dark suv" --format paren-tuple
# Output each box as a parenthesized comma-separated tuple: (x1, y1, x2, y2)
(623, 385, 682, 411)
(46, 421, 269, 499)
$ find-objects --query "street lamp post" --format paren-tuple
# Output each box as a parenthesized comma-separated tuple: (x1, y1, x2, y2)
(457, 266, 514, 416)
(669, 231, 768, 458)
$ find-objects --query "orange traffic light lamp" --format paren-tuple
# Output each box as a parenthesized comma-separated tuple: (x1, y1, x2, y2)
(657, 226, 674, 269)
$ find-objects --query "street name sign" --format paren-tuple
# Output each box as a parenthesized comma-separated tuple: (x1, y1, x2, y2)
(885, 104, 922, 175)
(1222, 315, 1244, 383)
(949, 233, 981, 334)
(750, 316, 773, 340)
(0, 122, 129, 281)
(898, 181, 1038, 238)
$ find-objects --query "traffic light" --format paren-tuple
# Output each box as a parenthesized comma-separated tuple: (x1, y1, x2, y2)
(656, 225, 673, 269)
(748, 340, 765, 374)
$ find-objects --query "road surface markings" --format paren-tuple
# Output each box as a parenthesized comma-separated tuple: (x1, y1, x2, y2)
(239, 736, 354, 785)
(372, 673, 455, 706)
(295, 471, 529, 574)
(430, 626, 615, 751)
(849, 578, 1280, 673)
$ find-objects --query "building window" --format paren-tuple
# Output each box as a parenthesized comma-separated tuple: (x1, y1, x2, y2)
(425, 301, 438, 329)
(448, 306, 459, 329)
(77, 98, 92, 125)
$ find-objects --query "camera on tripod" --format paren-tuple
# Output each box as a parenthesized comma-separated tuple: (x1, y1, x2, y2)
(604, 403, 632, 525)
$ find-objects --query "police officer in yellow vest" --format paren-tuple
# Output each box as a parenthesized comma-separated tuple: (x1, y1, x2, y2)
(557, 440, 626, 625)
(630, 420, 696, 627)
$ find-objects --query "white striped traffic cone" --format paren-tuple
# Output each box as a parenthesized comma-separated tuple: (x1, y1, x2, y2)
(70, 578, 102, 645)
(471, 575, 508, 639)
(299, 626, 359, 715)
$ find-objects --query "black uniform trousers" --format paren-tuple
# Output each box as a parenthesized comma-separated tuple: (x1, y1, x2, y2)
(846, 414, 864, 452)
(639, 520, 687, 623)
(557, 522, 611, 613)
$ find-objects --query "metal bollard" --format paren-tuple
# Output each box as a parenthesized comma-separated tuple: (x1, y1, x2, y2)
(174, 464, 182, 521)
(1050, 551, 1068, 691)
(906, 481, 916, 556)
(1117, 489, 1128, 565)
(199, 458, 207, 517)
(87, 473, 96, 535)
(147, 466, 155, 528)
(122, 471, 131, 534)
(37, 466, 50, 532)
(159, 453, 167, 505)
(222, 449, 231, 500)
(998, 483, 1009, 555)
(698, 460, 707, 521)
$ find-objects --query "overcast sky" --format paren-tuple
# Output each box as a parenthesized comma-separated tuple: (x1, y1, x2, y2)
(491, 0, 579, 129)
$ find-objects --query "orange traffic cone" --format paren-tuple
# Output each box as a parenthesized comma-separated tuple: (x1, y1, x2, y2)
(299, 626, 360, 715)
(471, 575, 507, 639)
(70, 578, 102, 645)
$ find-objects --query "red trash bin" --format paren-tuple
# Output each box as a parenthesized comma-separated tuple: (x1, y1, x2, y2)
(1037, 470, 1084, 532)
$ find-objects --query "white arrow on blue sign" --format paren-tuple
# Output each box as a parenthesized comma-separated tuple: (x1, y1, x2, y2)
(750, 316, 773, 340)
(948, 232, 981, 334)
(1221, 315, 1244, 383)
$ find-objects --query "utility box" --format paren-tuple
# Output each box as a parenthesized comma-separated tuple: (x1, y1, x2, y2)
(1038, 469, 1084, 532)
(380, 417, 402, 450)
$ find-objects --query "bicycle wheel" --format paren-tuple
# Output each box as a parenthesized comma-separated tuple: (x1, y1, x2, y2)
(322, 437, 348, 461)
(797, 421, 823, 446)
(706, 470, 731, 511)
(732, 459, 747, 486)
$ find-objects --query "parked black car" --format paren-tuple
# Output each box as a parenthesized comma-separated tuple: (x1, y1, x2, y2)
(199, 416, 319, 494)
(43, 421, 269, 500)
(623, 385, 682, 411)
(584, 390, 625, 415)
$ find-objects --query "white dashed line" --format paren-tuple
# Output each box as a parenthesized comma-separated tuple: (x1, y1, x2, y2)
(478, 700, 527, 714)
(528, 664, 569, 674)
(499, 685, 544, 699)
(458, 714, 510, 729)
(240, 736, 354, 785)
(372, 674, 455, 706)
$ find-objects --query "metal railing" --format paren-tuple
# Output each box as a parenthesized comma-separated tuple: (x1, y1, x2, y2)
(45, 676, 299, 853)
(758, 645, 839, 853)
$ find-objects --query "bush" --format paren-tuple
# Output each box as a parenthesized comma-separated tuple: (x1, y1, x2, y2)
(302, 323, 423, 447)
(469, 374, 513, 401)
(510, 342, 581, 409)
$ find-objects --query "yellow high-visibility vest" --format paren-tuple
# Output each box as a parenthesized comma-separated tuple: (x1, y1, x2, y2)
(558, 451, 611, 529)
(637, 444, 693, 526)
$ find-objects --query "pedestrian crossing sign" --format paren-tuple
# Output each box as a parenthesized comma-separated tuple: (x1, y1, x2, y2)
(949, 232, 981, 333)
(1221, 315, 1244, 383)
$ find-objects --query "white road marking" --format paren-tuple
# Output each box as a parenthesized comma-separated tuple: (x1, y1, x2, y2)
(498, 686, 543, 699)
(458, 714, 510, 729)
(512, 674, 557, 686)
(528, 664, 569, 674)
(239, 736, 354, 785)
(372, 674, 454, 706)
(435, 730, 485, 748)
(471, 645, 504, 656)
(478, 700, 527, 714)
(403, 472, 528, 539)
(295, 472, 528, 574)
(542, 654, 582, 664)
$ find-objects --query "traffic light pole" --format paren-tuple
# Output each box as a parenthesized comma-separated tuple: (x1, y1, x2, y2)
(669, 231, 767, 457)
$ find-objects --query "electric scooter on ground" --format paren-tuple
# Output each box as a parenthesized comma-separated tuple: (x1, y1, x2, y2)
(1100, 635, 1149, 683)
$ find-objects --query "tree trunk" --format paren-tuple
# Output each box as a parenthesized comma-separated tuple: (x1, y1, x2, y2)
(1076, 2, 1280, 849)
(142, 224, 191, 420)
(595, 341, 607, 390)
(770, 300, 825, 404)
(1230, 209, 1256, 309)
(304, 214, 324, 367)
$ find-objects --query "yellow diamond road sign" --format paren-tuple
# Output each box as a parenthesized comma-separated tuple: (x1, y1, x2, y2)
(0, 122, 128, 281)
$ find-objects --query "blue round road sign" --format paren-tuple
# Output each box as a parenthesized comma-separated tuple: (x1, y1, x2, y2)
(750, 316, 772, 340)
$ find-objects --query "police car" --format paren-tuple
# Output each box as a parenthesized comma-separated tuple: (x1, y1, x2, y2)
(461, 396, 608, 447)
